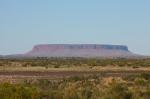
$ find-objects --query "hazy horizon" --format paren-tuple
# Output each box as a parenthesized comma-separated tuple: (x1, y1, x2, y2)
(1, 0, 150, 55)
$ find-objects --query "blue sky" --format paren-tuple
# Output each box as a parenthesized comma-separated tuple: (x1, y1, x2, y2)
(0, 0, 150, 55)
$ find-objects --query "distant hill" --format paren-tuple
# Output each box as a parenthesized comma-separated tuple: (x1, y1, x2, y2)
(17, 44, 141, 58)
(0, 55, 3, 58)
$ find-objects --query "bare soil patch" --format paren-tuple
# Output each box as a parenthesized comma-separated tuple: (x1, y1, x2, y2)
(0, 70, 149, 80)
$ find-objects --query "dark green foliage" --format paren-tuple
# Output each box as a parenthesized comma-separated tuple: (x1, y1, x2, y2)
(54, 65, 60, 68)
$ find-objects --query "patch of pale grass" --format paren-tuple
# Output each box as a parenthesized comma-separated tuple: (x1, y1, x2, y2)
(0, 66, 92, 72)
(92, 66, 150, 71)
(0, 66, 149, 72)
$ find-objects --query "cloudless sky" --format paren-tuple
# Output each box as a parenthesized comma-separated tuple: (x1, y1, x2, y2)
(0, 0, 150, 55)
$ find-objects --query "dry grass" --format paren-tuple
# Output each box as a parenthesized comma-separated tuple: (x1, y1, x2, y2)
(0, 65, 150, 72)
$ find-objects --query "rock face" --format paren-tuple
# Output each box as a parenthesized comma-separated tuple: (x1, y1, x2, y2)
(25, 44, 137, 58)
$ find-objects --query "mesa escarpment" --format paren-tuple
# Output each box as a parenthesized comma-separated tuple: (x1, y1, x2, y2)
(25, 44, 137, 58)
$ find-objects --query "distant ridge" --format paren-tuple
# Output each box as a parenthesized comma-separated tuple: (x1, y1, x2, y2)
(20, 44, 141, 58)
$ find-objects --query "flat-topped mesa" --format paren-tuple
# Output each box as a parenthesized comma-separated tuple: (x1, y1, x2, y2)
(24, 44, 135, 58)
(31, 44, 129, 52)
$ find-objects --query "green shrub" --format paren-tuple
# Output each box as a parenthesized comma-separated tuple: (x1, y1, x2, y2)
(54, 65, 60, 68)
(103, 81, 132, 99)
(134, 78, 147, 86)
(140, 73, 150, 80)
(0, 83, 39, 99)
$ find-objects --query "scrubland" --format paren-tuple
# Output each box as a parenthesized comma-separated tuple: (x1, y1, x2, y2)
(0, 58, 150, 99)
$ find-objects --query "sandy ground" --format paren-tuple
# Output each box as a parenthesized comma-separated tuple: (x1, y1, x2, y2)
(0, 70, 149, 80)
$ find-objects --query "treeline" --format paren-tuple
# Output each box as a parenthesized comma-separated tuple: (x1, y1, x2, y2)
(0, 58, 150, 67)
(0, 73, 150, 99)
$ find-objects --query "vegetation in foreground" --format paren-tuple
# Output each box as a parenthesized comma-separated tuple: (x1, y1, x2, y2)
(0, 73, 150, 99)
(0, 58, 150, 68)
(0, 58, 150, 99)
